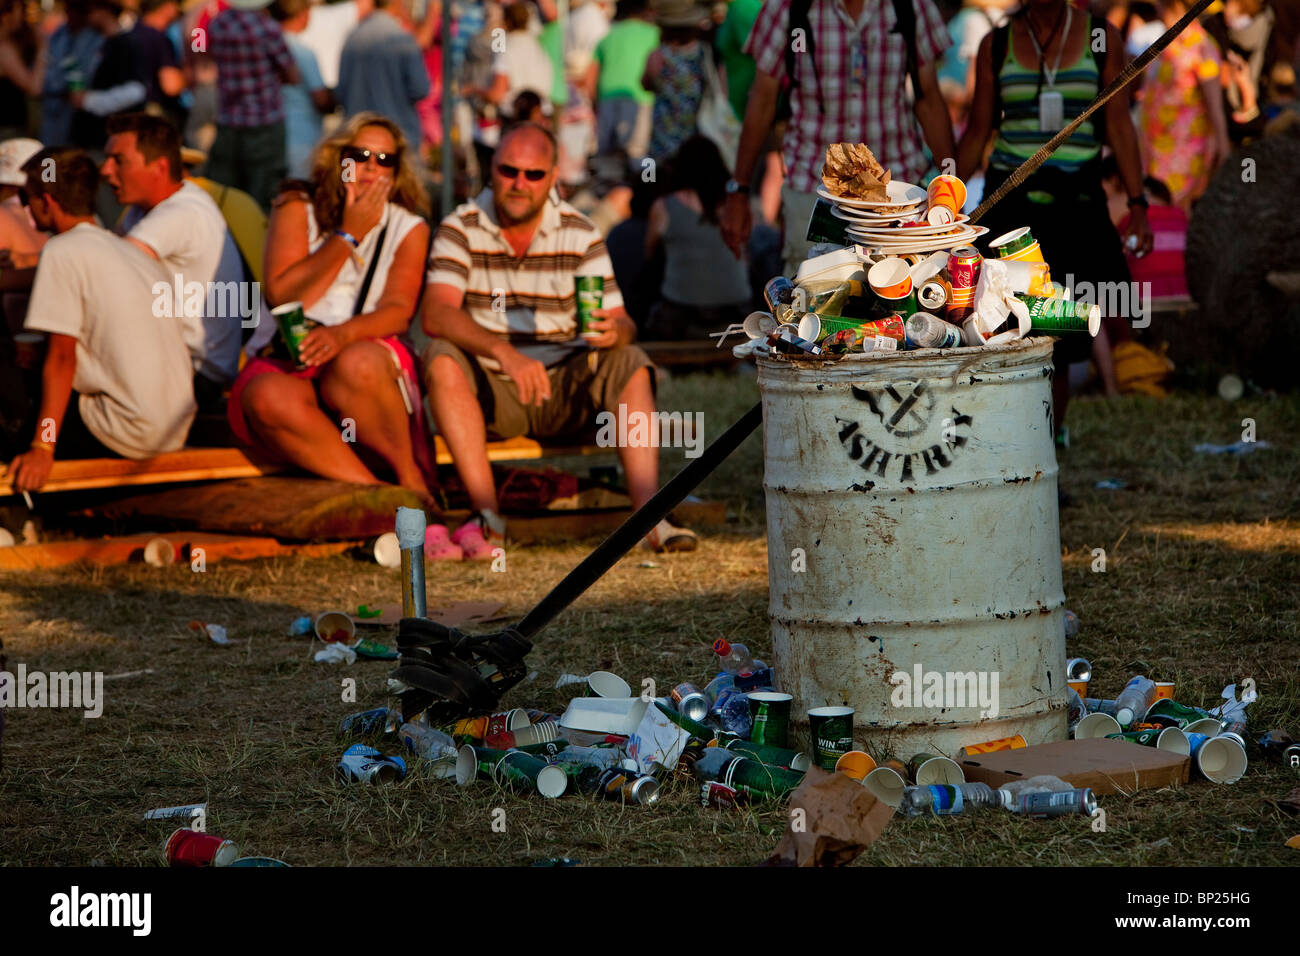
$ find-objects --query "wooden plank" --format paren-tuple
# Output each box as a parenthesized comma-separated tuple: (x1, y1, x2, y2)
(442, 498, 728, 545)
(0, 533, 355, 571)
(434, 434, 609, 464)
(0, 448, 283, 497)
(93, 478, 430, 540)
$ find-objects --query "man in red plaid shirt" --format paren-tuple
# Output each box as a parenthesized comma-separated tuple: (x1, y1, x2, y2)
(721, 0, 956, 276)
(205, 0, 300, 209)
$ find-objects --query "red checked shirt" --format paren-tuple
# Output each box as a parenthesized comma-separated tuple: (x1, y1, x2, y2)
(207, 9, 295, 127)
(745, 0, 950, 192)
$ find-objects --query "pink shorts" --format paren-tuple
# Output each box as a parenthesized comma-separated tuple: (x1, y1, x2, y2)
(227, 336, 437, 486)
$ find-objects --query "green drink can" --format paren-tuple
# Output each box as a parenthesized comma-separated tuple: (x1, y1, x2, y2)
(720, 738, 811, 772)
(271, 301, 317, 369)
(747, 692, 793, 749)
(1021, 295, 1100, 335)
(575, 274, 604, 340)
(807, 706, 854, 770)
(722, 756, 805, 801)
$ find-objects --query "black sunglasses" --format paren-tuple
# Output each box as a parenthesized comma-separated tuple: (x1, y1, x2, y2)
(340, 146, 401, 168)
(495, 163, 548, 182)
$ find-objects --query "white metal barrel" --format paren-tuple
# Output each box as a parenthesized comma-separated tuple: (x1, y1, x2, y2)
(757, 338, 1068, 758)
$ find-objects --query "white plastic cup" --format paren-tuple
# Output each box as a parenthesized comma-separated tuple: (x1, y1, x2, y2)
(586, 671, 631, 698)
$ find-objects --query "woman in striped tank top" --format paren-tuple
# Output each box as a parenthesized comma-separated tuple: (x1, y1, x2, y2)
(956, 0, 1153, 442)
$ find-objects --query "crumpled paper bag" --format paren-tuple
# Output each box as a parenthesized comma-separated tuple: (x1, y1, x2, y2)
(763, 766, 894, 867)
(963, 259, 1030, 346)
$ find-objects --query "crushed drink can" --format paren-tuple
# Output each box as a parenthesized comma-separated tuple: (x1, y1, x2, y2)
(1017, 788, 1096, 818)
(594, 766, 660, 805)
(338, 707, 402, 738)
(670, 683, 710, 723)
(337, 743, 406, 784)
(701, 781, 746, 810)
(1259, 729, 1300, 766)
(165, 828, 238, 867)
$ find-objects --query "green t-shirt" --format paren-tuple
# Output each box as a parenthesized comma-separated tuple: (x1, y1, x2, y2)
(538, 20, 569, 107)
(717, 0, 761, 121)
(594, 19, 660, 105)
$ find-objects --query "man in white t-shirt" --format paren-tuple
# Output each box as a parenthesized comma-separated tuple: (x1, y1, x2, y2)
(101, 112, 244, 408)
(298, 0, 370, 89)
(3, 148, 196, 493)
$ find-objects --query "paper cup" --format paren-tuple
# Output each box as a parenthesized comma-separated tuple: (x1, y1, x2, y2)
(1155, 727, 1191, 754)
(164, 828, 238, 867)
(1000, 258, 1054, 295)
(1195, 735, 1247, 784)
(742, 310, 778, 339)
(867, 257, 914, 299)
(1074, 712, 1123, 739)
(912, 754, 965, 786)
(485, 709, 531, 736)
(1022, 295, 1101, 335)
(807, 706, 854, 770)
(586, 671, 631, 698)
(314, 611, 355, 644)
(1004, 240, 1046, 264)
(1154, 682, 1176, 701)
(455, 744, 481, 785)
(834, 750, 877, 780)
(863, 766, 907, 807)
(797, 313, 822, 341)
(1185, 717, 1226, 736)
(371, 532, 401, 568)
(747, 692, 793, 749)
(143, 537, 178, 567)
(989, 226, 1037, 258)
(925, 175, 967, 225)
(510, 720, 560, 746)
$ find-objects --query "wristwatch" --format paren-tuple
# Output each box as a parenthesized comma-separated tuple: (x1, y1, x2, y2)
(1127, 195, 1149, 209)
(725, 179, 751, 196)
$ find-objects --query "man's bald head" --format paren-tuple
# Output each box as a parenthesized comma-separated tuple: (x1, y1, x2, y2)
(490, 122, 559, 227)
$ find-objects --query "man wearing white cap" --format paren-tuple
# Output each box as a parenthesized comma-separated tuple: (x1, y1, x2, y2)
(0, 138, 47, 334)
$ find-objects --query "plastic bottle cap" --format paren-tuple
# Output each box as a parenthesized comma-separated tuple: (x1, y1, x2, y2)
(1116, 707, 1135, 727)
(712, 638, 731, 656)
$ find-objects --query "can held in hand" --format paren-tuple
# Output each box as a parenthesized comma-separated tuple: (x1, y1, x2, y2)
(670, 683, 710, 723)
(270, 301, 316, 370)
(575, 275, 604, 339)
(807, 705, 854, 770)
(164, 828, 238, 867)
(746, 691, 792, 749)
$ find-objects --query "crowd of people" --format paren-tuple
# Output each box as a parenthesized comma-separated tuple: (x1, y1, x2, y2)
(1, 0, 1298, 545)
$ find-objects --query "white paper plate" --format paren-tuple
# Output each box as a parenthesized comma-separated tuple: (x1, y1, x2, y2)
(848, 226, 989, 255)
(817, 180, 928, 209)
(837, 213, 972, 236)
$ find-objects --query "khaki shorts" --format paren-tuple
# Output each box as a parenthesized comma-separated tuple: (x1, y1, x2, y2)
(422, 339, 655, 441)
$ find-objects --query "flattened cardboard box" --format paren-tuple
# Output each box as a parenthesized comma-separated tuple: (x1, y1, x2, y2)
(957, 738, 1190, 795)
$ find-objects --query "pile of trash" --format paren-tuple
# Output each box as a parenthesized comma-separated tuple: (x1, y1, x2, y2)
(721, 143, 1099, 360)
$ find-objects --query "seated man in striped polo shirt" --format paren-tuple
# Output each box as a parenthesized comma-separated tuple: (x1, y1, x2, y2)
(421, 122, 697, 558)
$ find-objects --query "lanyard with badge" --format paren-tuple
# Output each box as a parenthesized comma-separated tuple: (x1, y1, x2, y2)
(1026, 4, 1072, 132)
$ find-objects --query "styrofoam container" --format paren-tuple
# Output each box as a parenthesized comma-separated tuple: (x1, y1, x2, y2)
(795, 246, 866, 286)
(558, 696, 650, 736)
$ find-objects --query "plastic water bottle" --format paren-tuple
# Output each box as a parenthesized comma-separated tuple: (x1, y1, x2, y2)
(1113, 676, 1158, 728)
(899, 783, 1009, 816)
(713, 639, 754, 675)
(550, 745, 626, 771)
(399, 723, 458, 762)
(708, 686, 753, 736)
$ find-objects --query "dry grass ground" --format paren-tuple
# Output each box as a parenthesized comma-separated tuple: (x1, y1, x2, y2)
(1, 372, 1298, 866)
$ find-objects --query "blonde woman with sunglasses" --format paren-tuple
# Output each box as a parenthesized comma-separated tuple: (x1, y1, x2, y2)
(231, 112, 463, 553)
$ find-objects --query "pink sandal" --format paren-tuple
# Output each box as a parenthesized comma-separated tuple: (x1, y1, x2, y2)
(451, 515, 505, 561)
(424, 524, 464, 561)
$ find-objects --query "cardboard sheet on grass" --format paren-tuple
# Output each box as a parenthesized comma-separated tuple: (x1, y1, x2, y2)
(958, 739, 1189, 795)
